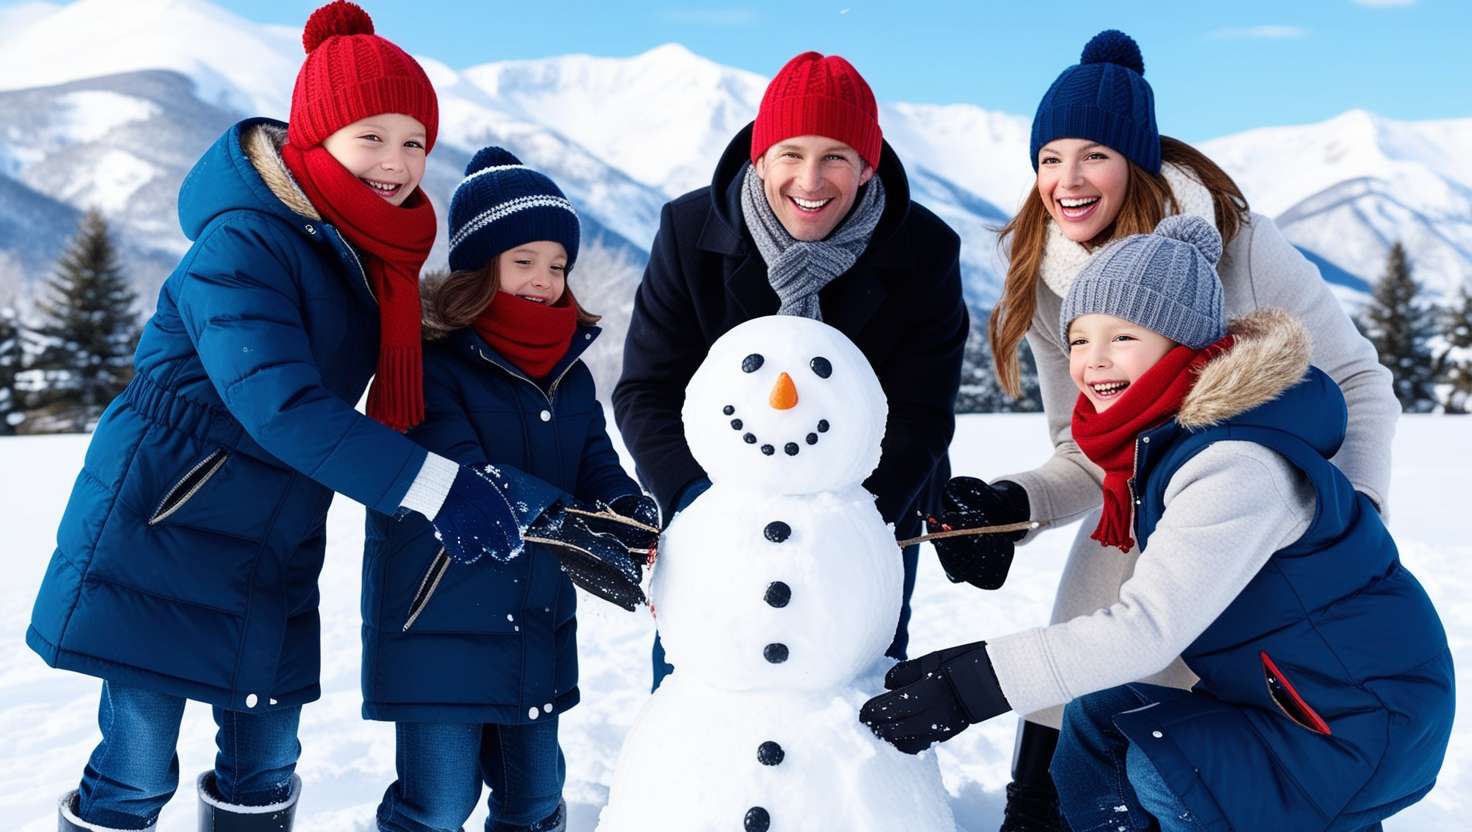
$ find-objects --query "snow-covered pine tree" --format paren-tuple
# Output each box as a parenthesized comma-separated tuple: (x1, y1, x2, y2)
(955, 311, 1042, 413)
(29, 210, 140, 432)
(1359, 242, 1439, 413)
(1436, 285, 1472, 414)
(0, 306, 23, 435)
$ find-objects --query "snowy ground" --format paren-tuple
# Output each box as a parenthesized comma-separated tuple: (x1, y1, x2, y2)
(1, 414, 1467, 831)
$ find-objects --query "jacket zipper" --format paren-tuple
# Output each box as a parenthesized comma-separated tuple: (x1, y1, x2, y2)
(148, 449, 230, 526)
(402, 547, 451, 632)
(473, 346, 581, 416)
(1126, 433, 1145, 540)
(335, 230, 376, 304)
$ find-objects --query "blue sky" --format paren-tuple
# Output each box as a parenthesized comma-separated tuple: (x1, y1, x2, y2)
(11, 0, 1469, 141)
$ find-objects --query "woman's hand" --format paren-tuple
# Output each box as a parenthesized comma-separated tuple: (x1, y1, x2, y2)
(928, 477, 1030, 589)
(860, 640, 1010, 754)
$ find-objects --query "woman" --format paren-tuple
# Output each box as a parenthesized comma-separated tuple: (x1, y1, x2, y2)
(930, 29, 1399, 831)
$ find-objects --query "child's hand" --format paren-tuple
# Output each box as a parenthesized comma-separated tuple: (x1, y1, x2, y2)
(526, 505, 647, 611)
(576, 495, 660, 563)
(929, 477, 1030, 590)
(429, 465, 522, 565)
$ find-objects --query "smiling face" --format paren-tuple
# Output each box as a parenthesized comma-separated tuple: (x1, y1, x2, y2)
(753, 135, 875, 241)
(1067, 314, 1177, 412)
(1036, 138, 1129, 245)
(682, 316, 887, 494)
(495, 241, 567, 306)
(320, 113, 428, 206)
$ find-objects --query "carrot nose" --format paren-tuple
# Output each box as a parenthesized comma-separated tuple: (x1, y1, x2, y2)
(769, 372, 798, 410)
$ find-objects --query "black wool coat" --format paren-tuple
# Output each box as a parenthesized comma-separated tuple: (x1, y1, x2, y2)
(612, 123, 967, 537)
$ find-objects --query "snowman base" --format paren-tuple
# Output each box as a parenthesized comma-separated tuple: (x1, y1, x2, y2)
(596, 668, 956, 832)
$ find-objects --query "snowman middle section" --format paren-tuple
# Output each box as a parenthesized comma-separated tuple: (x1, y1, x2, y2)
(653, 482, 901, 691)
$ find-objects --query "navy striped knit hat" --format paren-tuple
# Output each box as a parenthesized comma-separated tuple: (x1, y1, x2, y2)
(1030, 30, 1160, 173)
(448, 147, 580, 273)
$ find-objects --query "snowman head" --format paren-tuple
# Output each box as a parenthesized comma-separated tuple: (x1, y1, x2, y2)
(682, 315, 887, 494)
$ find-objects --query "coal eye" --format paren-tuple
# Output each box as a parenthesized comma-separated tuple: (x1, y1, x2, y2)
(742, 353, 764, 373)
(810, 357, 832, 379)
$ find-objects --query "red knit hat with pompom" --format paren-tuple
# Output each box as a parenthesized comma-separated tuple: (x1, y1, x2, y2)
(750, 51, 882, 169)
(288, 1, 439, 150)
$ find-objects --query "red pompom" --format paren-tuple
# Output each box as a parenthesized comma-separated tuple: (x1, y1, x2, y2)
(302, 1, 374, 54)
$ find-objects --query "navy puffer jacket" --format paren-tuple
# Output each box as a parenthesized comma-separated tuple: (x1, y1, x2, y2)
(361, 325, 638, 724)
(27, 119, 430, 712)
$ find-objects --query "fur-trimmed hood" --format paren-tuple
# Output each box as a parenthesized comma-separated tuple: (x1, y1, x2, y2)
(1178, 308, 1312, 429)
(177, 118, 321, 242)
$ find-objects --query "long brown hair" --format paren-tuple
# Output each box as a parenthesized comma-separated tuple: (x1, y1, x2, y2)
(988, 136, 1250, 396)
(421, 263, 600, 341)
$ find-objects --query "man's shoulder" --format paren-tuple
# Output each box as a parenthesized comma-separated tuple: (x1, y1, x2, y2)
(893, 199, 960, 249)
(666, 185, 715, 219)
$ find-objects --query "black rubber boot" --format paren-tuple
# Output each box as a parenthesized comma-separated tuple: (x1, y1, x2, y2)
(58, 789, 158, 831)
(999, 722, 1065, 832)
(196, 772, 299, 831)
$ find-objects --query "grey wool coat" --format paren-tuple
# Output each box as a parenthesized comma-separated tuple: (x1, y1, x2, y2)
(997, 205, 1399, 729)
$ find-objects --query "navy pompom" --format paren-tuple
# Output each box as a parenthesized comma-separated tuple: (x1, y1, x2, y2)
(1081, 29, 1144, 76)
(465, 146, 524, 177)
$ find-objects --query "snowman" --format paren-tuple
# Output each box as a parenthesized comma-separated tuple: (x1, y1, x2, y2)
(597, 316, 955, 832)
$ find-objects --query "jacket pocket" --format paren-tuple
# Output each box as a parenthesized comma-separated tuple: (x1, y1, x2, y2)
(402, 547, 450, 632)
(148, 449, 230, 526)
(1261, 651, 1332, 736)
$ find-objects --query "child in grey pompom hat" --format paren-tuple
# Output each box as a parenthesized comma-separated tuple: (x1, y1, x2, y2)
(1059, 214, 1227, 351)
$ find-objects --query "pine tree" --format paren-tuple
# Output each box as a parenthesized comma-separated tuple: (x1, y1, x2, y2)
(29, 210, 140, 430)
(1359, 242, 1438, 413)
(0, 306, 23, 435)
(1436, 285, 1472, 414)
(955, 312, 1043, 413)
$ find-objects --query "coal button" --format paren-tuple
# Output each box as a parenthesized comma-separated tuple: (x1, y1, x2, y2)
(764, 582, 791, 608)
(745, 807, 770, 831)
(763, 522, 791, 543)
(757, 741, 785, 766)
(763, 643, 789, 664)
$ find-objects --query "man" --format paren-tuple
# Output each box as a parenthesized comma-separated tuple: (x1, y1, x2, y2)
(613, 51, 968, 689)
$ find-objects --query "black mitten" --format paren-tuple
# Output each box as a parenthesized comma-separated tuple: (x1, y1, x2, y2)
(929, 477, 1030, 590)
(526, 506, 645, 611)
(860, 640, 1009, 754)
(571, 494, 660, 561)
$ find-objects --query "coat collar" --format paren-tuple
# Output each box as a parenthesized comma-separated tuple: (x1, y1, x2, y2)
(450, 324, 601, 389)
(1177, 308, 1311, 430)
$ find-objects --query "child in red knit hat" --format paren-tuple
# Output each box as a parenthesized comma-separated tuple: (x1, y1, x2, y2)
(32, 4, 538, 830)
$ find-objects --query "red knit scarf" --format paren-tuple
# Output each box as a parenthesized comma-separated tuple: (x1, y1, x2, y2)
(473, 291, 578, 379)
(281, 142, 436, 432)
(1071, 336, 1235, 552)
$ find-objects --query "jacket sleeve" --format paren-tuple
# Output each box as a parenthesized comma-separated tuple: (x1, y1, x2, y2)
(864, 228, 968, 526)
(1239, 215, 1398, 510)
(612, 201, 710, 518)
(576, 398, 641, 505)
(176, 219, 424, 515)
(984, 441, 1315, 717)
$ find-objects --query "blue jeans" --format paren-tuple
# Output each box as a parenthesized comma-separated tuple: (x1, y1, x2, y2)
(75, 681, 302, 829)
(377, 719, 565, 832)
(1052, 684, 1203, 832)
(652, 543, 919, 691)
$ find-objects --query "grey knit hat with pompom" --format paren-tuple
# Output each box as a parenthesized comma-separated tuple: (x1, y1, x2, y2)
(1059, 214, 1226, 350)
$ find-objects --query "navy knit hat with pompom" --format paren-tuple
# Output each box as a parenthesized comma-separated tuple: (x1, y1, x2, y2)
(448, 147, 580, 274)
(1030, 30, 1160, 173)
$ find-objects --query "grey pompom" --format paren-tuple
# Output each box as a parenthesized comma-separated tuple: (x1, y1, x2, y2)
(1154, 214, 1222, 266)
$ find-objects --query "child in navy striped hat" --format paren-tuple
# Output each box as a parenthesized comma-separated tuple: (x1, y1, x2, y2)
(360, 147, 657, 832)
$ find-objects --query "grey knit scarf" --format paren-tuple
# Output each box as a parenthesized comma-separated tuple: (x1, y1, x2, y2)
(740, 163, 887, 320)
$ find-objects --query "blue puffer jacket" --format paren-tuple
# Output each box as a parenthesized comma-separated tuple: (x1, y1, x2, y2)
(1115, 313, 1454, 831)
(26, 119, 431, 712)
(361, 324, 638, 724)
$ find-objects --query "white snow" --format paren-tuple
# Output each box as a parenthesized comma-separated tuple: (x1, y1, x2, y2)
(54, 91, 159, 144)
(3, 414, 1467, 830)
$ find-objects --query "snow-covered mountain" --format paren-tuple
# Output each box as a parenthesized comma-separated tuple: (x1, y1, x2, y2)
(1203, 110, 1472, 298)
(0, 0, 1467, 320)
